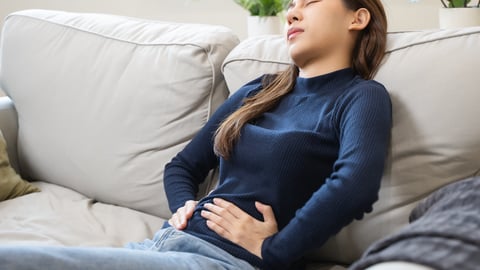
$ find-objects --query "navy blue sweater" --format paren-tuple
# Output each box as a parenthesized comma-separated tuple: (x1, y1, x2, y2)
(163, 68, 392, 269)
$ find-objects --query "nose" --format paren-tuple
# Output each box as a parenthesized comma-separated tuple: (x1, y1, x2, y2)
(286, 5, 301, 25)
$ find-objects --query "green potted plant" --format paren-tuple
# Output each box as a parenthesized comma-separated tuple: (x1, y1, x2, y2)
(233, 0, 290, 37)
(234, 0, 290, 16)
(440, 0, 480, 8)
(438, 0, 480, 28)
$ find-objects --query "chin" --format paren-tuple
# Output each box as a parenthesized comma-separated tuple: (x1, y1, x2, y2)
(288, 47, 305, 67)
(287, 45, 299, 59)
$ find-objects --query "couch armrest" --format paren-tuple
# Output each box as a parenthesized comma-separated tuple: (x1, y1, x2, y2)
(0, 96, 19, 172)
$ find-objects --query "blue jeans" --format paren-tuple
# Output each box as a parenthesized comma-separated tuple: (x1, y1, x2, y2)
(0, 227, 257, 270)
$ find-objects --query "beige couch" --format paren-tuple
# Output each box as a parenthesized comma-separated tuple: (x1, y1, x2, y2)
(0, 9, 479, 270)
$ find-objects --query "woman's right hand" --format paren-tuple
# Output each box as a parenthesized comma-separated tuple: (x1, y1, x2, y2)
(168, 200, 198, 230)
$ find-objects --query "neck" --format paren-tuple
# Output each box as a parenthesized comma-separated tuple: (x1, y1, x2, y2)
(297, 51, 352, 78)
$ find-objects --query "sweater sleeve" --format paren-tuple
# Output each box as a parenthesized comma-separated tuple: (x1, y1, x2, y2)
(261, 82, 392, 270)
(163, 77, 264, 213)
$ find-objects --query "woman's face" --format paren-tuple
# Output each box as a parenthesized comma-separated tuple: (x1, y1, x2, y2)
(286, 0, 357, 76)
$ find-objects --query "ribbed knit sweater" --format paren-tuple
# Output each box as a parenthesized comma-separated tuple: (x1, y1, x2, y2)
(163, 68, 392, 270)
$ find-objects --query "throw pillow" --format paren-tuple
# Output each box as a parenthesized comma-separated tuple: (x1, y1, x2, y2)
(0, 130, 40, 201)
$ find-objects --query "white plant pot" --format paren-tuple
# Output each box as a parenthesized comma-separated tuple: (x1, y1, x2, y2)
(439, 7, 480, 29)
(247, 16, 283, 37)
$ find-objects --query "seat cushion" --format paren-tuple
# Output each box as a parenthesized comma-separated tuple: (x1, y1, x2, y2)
(0, 181, 164, 246)
(0, 10, 239, 218)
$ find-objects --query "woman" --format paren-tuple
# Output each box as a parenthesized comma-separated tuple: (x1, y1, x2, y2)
(163, 0, 390, 269)
(0, 0, 390, 269)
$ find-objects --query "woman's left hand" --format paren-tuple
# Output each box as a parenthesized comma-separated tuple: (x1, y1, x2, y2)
(201, 198, 278, 258)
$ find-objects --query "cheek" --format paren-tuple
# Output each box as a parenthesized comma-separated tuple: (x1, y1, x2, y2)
(311, 25, 346, 49)
(313, 13, 349, 38)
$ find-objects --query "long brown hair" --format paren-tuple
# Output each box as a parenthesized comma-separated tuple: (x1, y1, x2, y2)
(214, 0, 387, 159)
(343, 0, 388, 79)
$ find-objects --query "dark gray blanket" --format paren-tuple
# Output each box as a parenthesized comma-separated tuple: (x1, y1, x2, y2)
(349, 176, 480, 270)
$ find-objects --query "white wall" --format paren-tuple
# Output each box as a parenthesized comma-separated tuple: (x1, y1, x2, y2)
(0, 0, 446, 40)
(383, 0, 442, 32)
(0, 0, 249, 38)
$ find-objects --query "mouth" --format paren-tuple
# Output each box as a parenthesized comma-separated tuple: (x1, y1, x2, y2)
(287, 27, 304, 40)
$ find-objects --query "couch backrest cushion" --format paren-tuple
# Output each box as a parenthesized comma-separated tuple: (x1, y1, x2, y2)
(0, 9, 239, 218)
(222, 27, 480, 263)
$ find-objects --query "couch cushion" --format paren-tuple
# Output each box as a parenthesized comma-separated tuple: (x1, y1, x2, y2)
(0, 181, 164, 246)
(0, 9, 239, 218)
(222, 27, 480, 264)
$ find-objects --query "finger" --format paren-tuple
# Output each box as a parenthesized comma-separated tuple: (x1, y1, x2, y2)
(177, 207, 187, 227)
(201, 210, 233, 234)
(184, 200, 197, 219)
(205, 219, 230, 239)
(203, 203, 236, 224)
(255, 201, 277, 225)
(185, 200, 197, 216)
(212, 198, 245, 218)
(170, 213, 181, 229)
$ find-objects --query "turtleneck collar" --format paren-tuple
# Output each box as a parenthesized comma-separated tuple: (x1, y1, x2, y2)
(295, 68, 357, 93)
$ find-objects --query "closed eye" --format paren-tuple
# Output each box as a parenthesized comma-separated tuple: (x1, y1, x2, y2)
(306, 0, 320, 6)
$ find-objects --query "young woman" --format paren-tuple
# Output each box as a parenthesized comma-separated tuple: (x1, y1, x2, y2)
(163, 0, 390, 269)
(0, 0, 390, 269)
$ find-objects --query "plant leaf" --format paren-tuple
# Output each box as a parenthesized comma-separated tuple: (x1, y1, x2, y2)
(448, 0, 471, 7)
(234, 0, 289, 16)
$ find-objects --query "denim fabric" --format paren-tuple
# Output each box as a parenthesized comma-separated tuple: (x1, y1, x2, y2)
(0, 227, 257, 270)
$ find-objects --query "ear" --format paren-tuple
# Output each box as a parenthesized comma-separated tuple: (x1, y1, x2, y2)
(348, 8, 371, 31)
